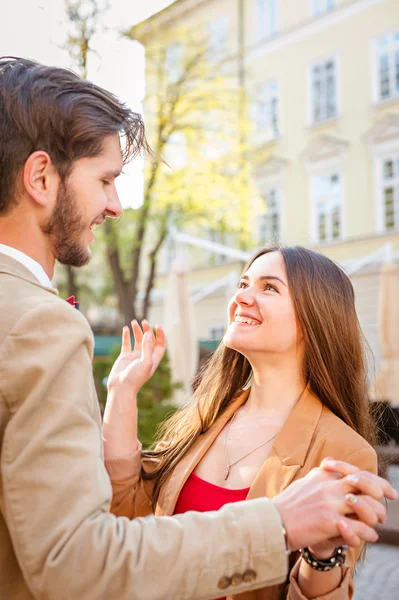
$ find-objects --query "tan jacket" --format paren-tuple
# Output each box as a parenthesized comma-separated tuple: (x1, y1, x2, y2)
(107, 386, 378, 600)
(0, 254, 290, 600)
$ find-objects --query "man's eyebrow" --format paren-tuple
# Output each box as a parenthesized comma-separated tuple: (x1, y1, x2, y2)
(102, 169, 122, 178)
(240, 274, 287, 287)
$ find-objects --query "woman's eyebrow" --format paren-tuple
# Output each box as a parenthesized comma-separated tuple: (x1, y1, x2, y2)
(240, 274, 287, 287)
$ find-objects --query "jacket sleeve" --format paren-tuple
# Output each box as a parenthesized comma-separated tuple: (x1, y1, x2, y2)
(0, 302, 288, 600)
(105, 444, 157, 518)
(286, 446, 378, 600)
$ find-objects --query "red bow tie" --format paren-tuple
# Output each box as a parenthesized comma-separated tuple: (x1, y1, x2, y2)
(65, 296, 80, 310)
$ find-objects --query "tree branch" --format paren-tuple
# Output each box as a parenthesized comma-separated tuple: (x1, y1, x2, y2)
(141, 222, 169, 319)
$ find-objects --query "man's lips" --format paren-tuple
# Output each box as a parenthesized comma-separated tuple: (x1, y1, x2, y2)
(89, 220, 105, 232)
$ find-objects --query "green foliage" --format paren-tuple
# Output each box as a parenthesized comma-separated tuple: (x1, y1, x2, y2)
(93, 345, 180, 448)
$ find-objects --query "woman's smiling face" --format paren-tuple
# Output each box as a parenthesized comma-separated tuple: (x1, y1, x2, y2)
(224, 251, 303, 358)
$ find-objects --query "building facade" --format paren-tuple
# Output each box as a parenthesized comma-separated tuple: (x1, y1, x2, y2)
(135, 0, 399, 372)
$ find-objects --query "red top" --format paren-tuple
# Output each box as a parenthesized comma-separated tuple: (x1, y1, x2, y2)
(174, 472, 250, 600)
(174, 472, 250, 514)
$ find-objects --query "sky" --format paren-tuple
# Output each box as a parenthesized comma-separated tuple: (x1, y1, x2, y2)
(0, 0, 176, 207)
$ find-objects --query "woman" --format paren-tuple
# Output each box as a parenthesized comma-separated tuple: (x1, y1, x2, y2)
(103, 245, 379, 600)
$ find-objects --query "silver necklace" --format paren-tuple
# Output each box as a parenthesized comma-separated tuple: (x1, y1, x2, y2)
(223, 411, 279, 480)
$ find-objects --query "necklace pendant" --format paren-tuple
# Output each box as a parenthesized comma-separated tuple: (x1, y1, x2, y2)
(225, 465, 230, 480)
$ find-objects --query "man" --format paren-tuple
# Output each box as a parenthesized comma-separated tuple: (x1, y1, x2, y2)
(0, 57, 396, 600)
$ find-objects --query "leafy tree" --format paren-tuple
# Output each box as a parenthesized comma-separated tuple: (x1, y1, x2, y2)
(62, 4, 263, 324)
(102, 21, 262, 324)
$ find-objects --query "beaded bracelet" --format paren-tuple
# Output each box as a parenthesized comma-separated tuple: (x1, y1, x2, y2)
(299, 545, 348, 571)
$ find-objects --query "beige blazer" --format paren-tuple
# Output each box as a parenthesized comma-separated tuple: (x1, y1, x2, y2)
(0, 254, 288, 600)
(107, 386, 378, 600)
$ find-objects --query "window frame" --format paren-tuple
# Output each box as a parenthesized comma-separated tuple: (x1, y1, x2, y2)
(255, 0, 278, 42)
(309, 158, 345, 244)
(258, 186, 282, 245)
(307, 55, 340, 126)
(372, 30, 399, 104)
(254, 79, 280, 142)
(374, 139, 399, 234)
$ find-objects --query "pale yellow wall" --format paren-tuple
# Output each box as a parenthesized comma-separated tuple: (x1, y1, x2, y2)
(138, 0, 399, 368)
(244, 0, 399, 249)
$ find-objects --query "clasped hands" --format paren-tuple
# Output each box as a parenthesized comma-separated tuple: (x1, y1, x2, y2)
(273, 458, 398, 556)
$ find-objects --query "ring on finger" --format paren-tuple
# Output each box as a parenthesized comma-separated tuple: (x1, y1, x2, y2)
(346, 493, 358, 505)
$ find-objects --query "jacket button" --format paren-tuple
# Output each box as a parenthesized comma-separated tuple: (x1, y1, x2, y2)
(243, 569, 257, 583)
(231, 573, 243, 586)
(218, 576, 231, 590)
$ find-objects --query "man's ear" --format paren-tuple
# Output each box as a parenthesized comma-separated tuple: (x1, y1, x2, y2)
(23, 151, 59, 207)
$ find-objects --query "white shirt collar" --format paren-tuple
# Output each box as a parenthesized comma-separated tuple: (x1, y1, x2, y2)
(0, 244, 53, 288)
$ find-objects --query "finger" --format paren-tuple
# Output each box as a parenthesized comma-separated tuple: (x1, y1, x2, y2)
(132, 320, 144, 349)
(321, 459, 360, 476)
(323, 460, 398, 501)
(141, 331, 154, 366)
(153, 325, 166, 365)
(121, 326, 131, 353)
(337, 518, 378, 547)
(154, 324, 166, 348)
(344, 493, 387, 526)
(361, 495, 388, 524)
(344, 472, 398, 502)
(142, 320, 155, 340)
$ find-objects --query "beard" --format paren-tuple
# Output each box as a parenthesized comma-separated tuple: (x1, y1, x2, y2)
(42, 179, 92, 267)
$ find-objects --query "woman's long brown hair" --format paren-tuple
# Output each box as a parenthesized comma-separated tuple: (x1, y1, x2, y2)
(142, 245, 377, 509)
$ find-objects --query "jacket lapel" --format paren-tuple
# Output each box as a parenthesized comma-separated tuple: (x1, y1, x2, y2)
(156, 389, 250, 516)
(157, 384, 324, 514)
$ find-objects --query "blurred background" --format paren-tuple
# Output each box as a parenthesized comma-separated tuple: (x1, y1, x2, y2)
(2, 0, 399, 594)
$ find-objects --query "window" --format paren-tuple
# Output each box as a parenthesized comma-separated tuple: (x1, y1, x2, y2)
(208, 325, 225, 340)
(208, 16, 228, 61)
(376, 31, 399, 102)
(255, 81, 279, 140)
(380, 156, 399, 231)
(258, 188, 281, 243)
(310, 59, 337, 123)
(312, 172, 342, 242)
(313, 0, 335, 16)
(256, 0, 277, 41)
(165, 42, 183, 84)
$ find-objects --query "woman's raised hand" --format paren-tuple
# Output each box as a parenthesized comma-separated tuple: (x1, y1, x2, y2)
(107, 320, 166, 396)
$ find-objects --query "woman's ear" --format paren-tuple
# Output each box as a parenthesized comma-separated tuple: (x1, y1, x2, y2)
(23, 151, 59, 207)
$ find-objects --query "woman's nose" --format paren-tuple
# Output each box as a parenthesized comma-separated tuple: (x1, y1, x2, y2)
(235, 287, 255, 306)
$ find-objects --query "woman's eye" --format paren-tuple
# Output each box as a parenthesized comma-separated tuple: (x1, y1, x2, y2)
(238, 282, 247, 289)
(102, 180, 110, 186)
(265, 283, 277, 292)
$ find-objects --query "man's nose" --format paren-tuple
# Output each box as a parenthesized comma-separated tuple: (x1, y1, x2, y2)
(105, 187, 123, 218)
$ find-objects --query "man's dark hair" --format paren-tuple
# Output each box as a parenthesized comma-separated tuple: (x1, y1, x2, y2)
(0, 56, 150, 213)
